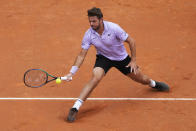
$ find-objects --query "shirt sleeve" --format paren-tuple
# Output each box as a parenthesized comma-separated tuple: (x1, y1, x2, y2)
(81, 30, 91, 50)
(114, 24, 129, 42)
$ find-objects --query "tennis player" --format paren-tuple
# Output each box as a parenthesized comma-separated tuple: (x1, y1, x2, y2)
(65, 7, 170, 122)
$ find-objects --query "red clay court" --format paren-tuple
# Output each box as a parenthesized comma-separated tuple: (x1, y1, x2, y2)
(0, 0, 196, 130)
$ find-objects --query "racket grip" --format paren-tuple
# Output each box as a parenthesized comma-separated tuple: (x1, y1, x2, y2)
(60, 76, 72, 81)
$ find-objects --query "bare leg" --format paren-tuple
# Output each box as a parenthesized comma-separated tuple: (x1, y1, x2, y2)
(126, 68, 151, 86)
(67, 67, 105, 122)
(127, 68, 170, 91)
(78, 67, 105, 101)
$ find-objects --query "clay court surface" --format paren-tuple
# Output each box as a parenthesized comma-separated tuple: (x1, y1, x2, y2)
(0, 0, 196, 130)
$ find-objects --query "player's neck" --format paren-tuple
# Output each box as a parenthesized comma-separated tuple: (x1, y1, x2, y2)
(96, 22, 104, 35)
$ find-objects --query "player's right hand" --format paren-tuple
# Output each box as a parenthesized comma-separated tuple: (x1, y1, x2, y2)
(64, 73, 73, 81)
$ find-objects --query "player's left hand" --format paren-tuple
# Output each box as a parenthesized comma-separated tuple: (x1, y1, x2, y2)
(126, 61, 139, 75)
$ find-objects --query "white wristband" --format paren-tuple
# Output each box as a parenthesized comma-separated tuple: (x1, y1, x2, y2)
(70, 66, 79, 75)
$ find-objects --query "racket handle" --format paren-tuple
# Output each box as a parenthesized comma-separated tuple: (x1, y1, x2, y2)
(60, 76, 72, 81)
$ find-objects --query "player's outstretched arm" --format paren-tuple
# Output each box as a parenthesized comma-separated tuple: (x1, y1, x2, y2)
(73, 49, 88, 68)
(64, 49, 88, 81)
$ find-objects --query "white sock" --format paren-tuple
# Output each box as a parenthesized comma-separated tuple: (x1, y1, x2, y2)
(72, 99, 83, 110)
(149, 79, 156, 87)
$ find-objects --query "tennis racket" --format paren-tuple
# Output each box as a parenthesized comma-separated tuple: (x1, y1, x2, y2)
(23, 69, 71, 88)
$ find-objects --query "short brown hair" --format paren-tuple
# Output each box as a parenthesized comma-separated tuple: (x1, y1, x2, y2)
(87, 7, 103, 19)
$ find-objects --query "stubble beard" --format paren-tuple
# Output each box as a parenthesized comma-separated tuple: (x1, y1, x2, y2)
(92, 24, 100, 31)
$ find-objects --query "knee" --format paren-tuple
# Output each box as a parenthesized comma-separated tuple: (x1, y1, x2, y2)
(92, 75, 102, 83)
(91, 72, 104, 84)
(91, 68, 105, 83)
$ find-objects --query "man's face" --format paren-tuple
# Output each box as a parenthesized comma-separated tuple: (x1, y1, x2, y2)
(88, 16, 102, 31)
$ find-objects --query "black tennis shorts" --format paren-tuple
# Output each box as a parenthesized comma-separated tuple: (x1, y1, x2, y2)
(94, 54, 131, 75)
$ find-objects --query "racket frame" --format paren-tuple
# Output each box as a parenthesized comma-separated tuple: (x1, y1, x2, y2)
(23, 69, 58, 88)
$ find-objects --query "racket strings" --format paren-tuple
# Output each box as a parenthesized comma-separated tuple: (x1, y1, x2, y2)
(24, 70, 47, 87)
